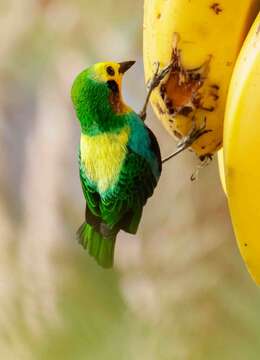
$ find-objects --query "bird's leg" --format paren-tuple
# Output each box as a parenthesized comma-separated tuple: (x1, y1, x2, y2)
(162, 117, 212, 163)
(139, 61, 174, 121)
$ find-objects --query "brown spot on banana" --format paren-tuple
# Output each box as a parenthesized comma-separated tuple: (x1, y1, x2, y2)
(210, 3, 223, 15)
(159, 34, 218, 113)
(156, 102, 165, 114)
(153, 33, 220, 154)
(173, 130, 182, 139)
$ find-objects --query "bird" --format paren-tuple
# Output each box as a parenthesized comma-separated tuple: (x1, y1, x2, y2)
(71, 61, 162, 268)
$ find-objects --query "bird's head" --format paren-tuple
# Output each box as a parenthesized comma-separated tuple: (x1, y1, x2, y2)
(71, 61, 135, 134)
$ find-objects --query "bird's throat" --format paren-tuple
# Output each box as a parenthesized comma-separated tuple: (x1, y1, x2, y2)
(109, 91, 130, 115)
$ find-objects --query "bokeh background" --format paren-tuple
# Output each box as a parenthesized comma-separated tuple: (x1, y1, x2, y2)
(1, 0, 260, 359)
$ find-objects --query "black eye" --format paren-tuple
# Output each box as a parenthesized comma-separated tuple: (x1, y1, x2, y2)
(106, 66, 115, 76)
(107, 80, 119, 93)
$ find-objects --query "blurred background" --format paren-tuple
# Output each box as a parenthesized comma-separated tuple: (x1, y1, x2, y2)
(1, 0, 260, 359)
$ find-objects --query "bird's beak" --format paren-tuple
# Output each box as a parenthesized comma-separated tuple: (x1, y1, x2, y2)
(118, 61, 136, 74)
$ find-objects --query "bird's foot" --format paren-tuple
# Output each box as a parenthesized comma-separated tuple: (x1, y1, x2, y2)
(162, 117, 212, 164)
(146, 61, 174, 93)
(176, 117, 211, 152)
(139, 61, 174, 121)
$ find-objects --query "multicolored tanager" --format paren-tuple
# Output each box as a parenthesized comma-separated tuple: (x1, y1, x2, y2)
(71, 61, 162, 268)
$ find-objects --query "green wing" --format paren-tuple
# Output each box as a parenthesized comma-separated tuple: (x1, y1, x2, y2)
(79, 147, 157, 229)
(77, 147, 159, 268)
(79, 155, 100, 218)
(100, 146, 157, 229)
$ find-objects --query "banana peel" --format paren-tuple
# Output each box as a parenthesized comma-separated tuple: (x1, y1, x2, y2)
(223, 12, 260, 284)
(143, 0, 259, 158)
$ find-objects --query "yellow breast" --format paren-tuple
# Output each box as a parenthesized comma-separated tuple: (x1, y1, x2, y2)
(80, 128, 129, 193)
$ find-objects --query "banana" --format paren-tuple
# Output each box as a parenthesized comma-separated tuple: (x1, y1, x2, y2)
(223, 12, 260, 284)
(143, 0, 259, 159)
(218, 149, 227, 195)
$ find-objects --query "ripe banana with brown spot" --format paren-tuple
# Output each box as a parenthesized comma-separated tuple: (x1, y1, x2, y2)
(143, 0, 259, 159)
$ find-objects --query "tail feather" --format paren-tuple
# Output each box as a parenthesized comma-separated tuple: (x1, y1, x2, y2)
(77, 223, 116, 269)
(125, 207, 143, 234)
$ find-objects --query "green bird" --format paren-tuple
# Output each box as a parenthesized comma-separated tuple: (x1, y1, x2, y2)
(71, 61, 162, 268)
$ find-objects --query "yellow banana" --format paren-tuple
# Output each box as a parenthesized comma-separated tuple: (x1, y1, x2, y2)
(223, 12, 260, 284)
(218, 149, 227, 195)
(143, 0, 259, 158)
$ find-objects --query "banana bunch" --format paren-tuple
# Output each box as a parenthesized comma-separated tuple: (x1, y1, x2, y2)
(143, 0, 259, 159)
(219, 13, 260, 284)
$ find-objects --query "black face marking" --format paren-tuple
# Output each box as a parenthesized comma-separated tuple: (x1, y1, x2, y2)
(106, 66, 115, 76)
(107, 80, 119, 93)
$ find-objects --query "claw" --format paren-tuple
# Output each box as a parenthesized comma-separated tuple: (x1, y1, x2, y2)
(146, 61, 173, 91)
(139, 60, 174, 121)
(162, 117, 212, 164)
(176, 117, 211, 151)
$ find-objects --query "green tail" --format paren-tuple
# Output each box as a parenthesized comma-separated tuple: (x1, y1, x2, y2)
(77, 223, 116, 269)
